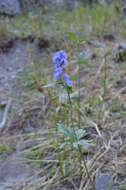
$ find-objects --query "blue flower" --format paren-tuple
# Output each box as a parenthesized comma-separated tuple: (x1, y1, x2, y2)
(53, 50, 67, 69)
(52, 50, 72, 87)
(54, 68, 62, 81)
(64, 74, 72, 87)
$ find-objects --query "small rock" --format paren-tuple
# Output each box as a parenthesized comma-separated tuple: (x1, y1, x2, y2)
(0, 76, 4, 80)
(0, 100, 7, 108)
(103, 33, 116, 41)
(0, 0, 21, 16)
(114, 43, 126, 62)
(6, 67, 12, 72)
(123, 5, 126, 16)
(0, 38, 14, 54)
(88, 40, 106, 48)
(37, 37, 50, 50)
(95, 174, 112, 190)
(98, 0, 107, 5)
(11, 75, 16, 79)
(17, 68, 23, 74)
(23, 126, 34, 133)
(118, 43, 126, 50)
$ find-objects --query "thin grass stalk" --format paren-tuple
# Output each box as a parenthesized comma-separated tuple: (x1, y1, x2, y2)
(56, 142, 64, 178)
(63, 104, 70, 175)
(103, 54, 107, 101)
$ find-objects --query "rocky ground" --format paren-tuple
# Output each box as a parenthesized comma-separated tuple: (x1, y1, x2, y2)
(0, 39, 31, 190)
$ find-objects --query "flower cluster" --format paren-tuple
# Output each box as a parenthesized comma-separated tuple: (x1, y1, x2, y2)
(52, 50, 72, 87)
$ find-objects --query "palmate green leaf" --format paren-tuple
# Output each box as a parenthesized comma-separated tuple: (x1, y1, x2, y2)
(67, 32, 85, 45)
(76, 129, 86, 140)
(67, 32, 79, 44)
(78, 139, 92, 146)
(58, 123, 92, 150)
(73, 142, 79, 149)
(58, 123, 75, 141)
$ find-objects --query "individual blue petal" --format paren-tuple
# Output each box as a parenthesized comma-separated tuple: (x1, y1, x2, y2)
(64, 73, 72, 87)
(59, 50, 67, 60)
(52, 50, 67, 69)
(55, 59, 67, 69)
(54, 68, 62, 81)
(53, 50, 67, 64)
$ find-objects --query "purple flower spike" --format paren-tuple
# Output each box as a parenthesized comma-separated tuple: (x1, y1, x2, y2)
(54, 68, 62, 81)
(52, 50, 72, 86)
(64, 74, 72, 87)
(53, 50, 67, 69)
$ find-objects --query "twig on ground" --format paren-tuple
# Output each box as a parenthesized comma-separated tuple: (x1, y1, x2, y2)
(0, 99, 12, 131)
(88, 120, 109, 150)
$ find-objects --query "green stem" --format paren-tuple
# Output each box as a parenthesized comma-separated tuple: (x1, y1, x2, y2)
(67, 90, 74, 130)
(78, 59, 81, 129)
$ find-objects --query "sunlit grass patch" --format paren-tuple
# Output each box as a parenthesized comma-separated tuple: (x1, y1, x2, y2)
(0, 3, 122, 40)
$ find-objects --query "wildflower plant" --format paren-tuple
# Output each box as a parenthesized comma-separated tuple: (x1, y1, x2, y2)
(51, 48, 96, 190)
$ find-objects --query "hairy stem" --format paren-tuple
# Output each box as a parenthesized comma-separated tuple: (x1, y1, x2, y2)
(78, 59, 81, 129)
